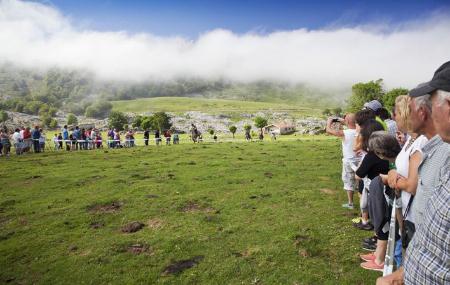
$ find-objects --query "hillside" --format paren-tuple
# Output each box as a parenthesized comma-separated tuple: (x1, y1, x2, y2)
(0, 64, 343, 121)
(111, 97, 322, 117)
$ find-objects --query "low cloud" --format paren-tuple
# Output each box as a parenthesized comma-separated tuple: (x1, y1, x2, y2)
(0, 0, 449, 89)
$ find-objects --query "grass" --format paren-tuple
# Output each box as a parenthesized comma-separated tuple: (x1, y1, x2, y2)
(0, 138, 380, 284)
(110, 97, 322, 117)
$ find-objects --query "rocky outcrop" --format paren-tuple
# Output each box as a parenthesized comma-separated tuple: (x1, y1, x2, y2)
(1, 110, 327, 135)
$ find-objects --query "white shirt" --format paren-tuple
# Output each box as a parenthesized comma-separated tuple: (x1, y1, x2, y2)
(12, 132, 22, 144)
(342, 128, 357, 160)
(395, 135, 428, 222)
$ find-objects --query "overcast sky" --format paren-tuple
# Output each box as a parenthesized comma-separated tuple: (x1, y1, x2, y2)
(0, 0, 449, 89)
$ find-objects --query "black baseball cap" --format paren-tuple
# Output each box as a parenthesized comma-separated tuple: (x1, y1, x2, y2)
(409, 61, 450, 97)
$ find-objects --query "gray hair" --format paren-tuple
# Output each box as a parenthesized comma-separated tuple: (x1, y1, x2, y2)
(436, 90, 450, 105)
(368, 131, 401, 159)
(414, 94, 432, 112)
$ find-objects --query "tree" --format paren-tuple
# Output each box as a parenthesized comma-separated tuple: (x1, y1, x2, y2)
(322, 108, 331, 116)
(254, 116, 268, 132)
(0, 110, 8, 122)
(132, 115, 143, 129)
(67, 113, 78, 125)
(40, 114, 53, 127)
(332, 107, 343, 116)
(382, 88, 409, 111)
(49, 119, 58, 129)
(229, 125, 237, 138)
(84, 100, 113, 118)
(347, 79, 384, 112)
(108, 111, 128, 131)
(149, 112, 171, 131)
(141, 117, 152, 130)
(208, 129, 214, 136)
(244, 124, 252, 132)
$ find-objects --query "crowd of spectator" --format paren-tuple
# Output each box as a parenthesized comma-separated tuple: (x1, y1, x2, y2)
(0, 125, 182, 156)
(326, 61, 449, 284)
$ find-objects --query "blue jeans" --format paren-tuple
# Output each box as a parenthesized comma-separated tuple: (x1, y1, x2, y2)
(394, 238, 402, 267)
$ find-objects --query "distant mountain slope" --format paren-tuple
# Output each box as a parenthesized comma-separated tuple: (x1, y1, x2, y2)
(0, 64, 344, 118)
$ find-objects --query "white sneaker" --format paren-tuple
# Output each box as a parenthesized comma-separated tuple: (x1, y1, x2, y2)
(342, 203, 354, 209)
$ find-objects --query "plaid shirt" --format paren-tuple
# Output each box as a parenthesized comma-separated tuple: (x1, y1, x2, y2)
(404, 152, 450, 284)
(411, 135, 450, 227)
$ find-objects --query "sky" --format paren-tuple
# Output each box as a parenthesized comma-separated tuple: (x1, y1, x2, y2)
(49, 0, 450, 38)
(0, 0, 449, 90)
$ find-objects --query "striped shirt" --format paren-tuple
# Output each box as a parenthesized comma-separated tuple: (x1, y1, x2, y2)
(404, 156, 450, 284)
(410, 135, 450, 227)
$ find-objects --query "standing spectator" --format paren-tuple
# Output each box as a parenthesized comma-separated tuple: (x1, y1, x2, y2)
(31, 126, 41, 153)
(245, 129, 252, 141)
(114, 129, 121, 148)
(326, 113, 359, 209)
(57, 133, 63, 150)
(0, 128, 11, 157)
(164, 130, 171, 145)
(155, 129, 161, 146)
(144, 129, 150, 146)
(173, 132, 179, 144)
(377, 62, 450, 285)
(378, 108, 398, 136)
(22, 127, 32, 153)
(53, 134, 59, 150)
(12, 128, 22, 155)
(62, 125, 69, 151)
(72, 126, 81, 150)
(39, 129, 46, 152)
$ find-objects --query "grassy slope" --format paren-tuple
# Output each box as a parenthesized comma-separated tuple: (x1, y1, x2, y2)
(111, 97, 322, 117)
(0, 138, 379, 284)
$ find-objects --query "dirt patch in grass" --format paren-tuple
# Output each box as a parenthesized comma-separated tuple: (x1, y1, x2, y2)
(293, 234, 309, 246)
(146, 194, 159, 199)
(320, 188, 336, 195)
(87, 201, 122, 214)
(264, 172, 273, 178)
(147, 218, 163, 229)
(127, 244, 153, 255)
(162, 256, 204, 276)
(89, 221, 105, 229)
(179, 201, 214, 213)
(121, 221, 145, 233)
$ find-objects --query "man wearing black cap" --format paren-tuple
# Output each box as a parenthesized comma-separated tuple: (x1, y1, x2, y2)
(377, 62, 450, 284)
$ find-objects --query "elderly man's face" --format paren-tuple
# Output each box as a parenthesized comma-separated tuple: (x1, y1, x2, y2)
(408, 98, 423, 134)
(431, 91, 450, 143)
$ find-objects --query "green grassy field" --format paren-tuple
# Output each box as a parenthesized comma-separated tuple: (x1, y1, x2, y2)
(111, 97, 322, 117)
(0, 138, 380, 284)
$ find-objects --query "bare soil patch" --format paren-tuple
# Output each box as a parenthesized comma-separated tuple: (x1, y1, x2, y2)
(320, 188, 336, 195)
(121, 221, 145, 233)
(87, 201, 122, 214)
(162, 256, 204, 276)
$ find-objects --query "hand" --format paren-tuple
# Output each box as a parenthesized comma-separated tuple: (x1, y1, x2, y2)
(388, 170, 398, 189)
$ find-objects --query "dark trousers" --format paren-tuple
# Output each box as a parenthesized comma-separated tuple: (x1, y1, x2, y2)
(33, 140, 40, 153)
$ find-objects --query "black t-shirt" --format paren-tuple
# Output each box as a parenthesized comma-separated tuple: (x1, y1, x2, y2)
(356, 151, 389, 180)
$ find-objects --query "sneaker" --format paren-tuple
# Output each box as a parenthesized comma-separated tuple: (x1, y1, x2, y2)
(360, 252, 376, 262)
(360, 260, 384, 272)
(361, 242, 377, 251)
(363, 236, 377, 245)
(353, 221, 374, 231)
(342, 203, 354, 209)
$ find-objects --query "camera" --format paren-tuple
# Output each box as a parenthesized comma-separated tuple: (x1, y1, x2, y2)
(331, 117, 341, 123)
